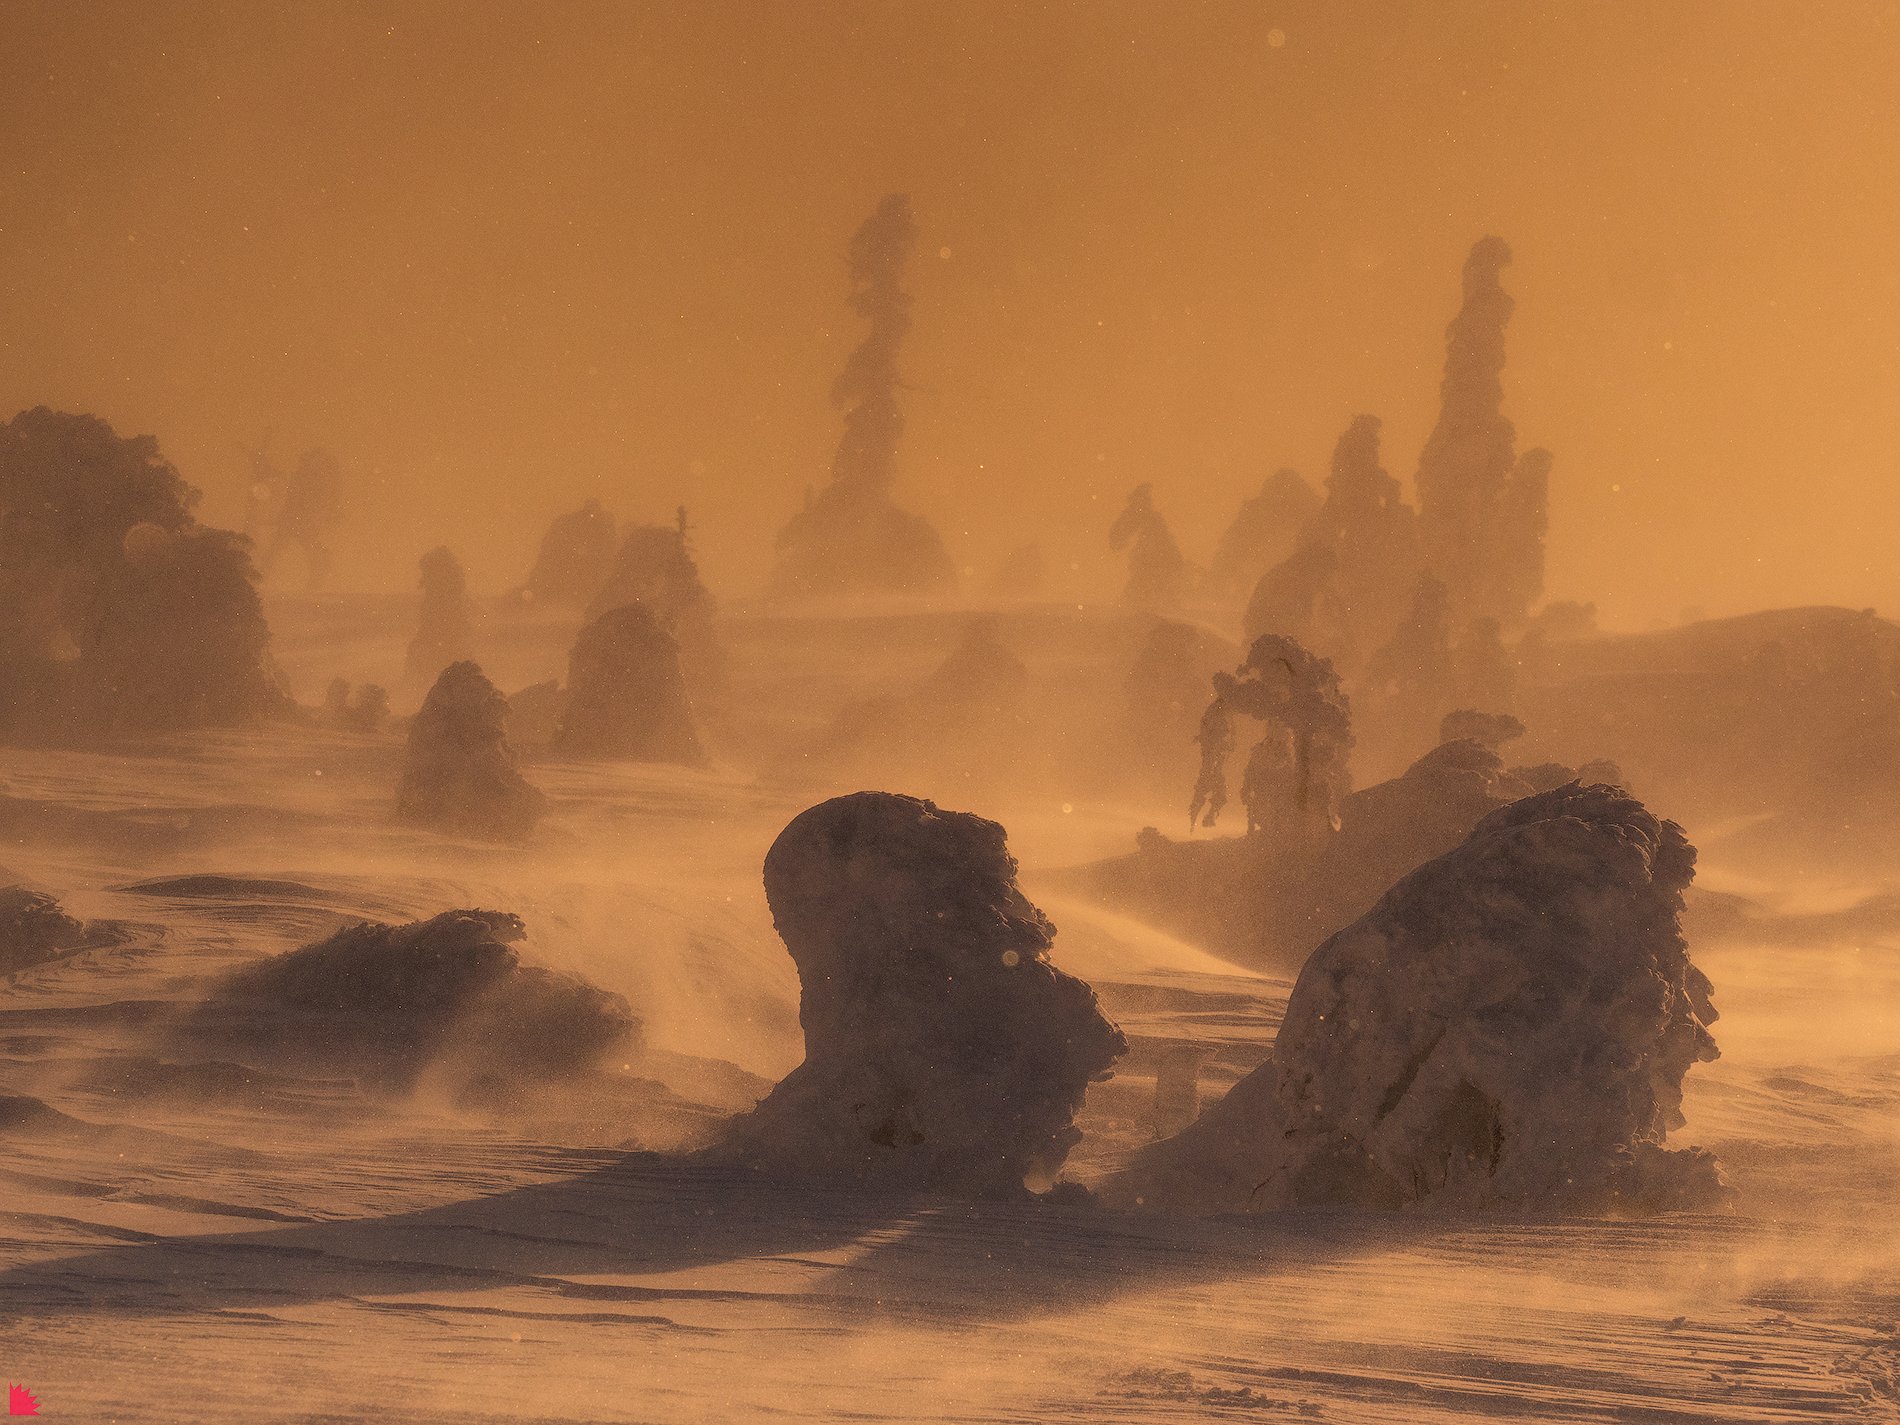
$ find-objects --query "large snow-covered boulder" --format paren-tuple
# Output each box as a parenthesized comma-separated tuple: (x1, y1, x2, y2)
(1106, 783, 1724, 1215)
(707, 792, 1125, 1193)
(556, 603, 706, 764)
(397, 661, 545, 841)
(177, 909, 639, 1097)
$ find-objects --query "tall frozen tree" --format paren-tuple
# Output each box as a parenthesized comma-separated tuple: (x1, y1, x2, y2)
(1494, 446, 1551, 622)
(1209, 467, 1320, 599)
(1414, 237, 1552, 625)
(1301, 414, 1421, 665)
(1244, 415, 1418, 668)
(769, 194, 955, 599)
(587, 509, 725, 706)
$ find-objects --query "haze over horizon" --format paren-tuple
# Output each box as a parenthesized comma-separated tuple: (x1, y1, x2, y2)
(5, 9, 1900, 1421)
(3, 0, 1895, 627)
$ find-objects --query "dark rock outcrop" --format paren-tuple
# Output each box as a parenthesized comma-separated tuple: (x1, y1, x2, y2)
(176, 909, 639, 1096)
(705, 793, 1125, 1193)
(397, 661, 546, 841)
(1105, 784, 1725, 1215)
(0, 887, 90, 976)
(556, 603, 706, 764)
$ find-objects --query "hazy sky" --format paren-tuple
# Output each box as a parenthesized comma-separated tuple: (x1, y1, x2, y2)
(2, 0, 1895, 624)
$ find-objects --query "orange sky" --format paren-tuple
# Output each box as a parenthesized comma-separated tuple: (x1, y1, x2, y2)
(2, 0, 1895, 625)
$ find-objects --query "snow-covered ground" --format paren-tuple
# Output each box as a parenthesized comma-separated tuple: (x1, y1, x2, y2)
(1, 601, 1895, 1422)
